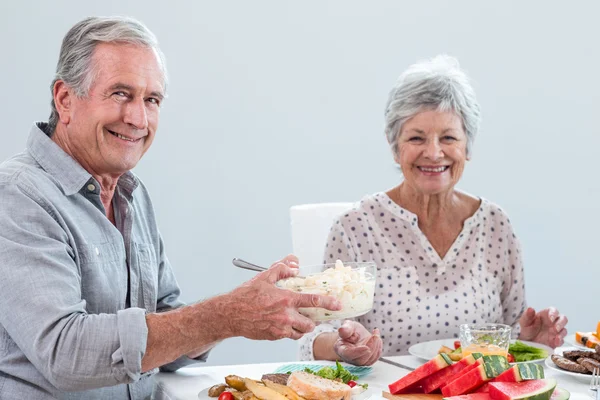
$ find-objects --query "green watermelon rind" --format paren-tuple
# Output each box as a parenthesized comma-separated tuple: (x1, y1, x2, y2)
(481, 355, 510, 378)
(515, 364, 545, 380)
(494, 363, 544, 382)
(489, 378, 557, 400)
(550, 387, 570, 400)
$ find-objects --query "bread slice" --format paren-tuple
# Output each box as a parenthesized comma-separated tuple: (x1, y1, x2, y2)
(286, 371, 352, 400)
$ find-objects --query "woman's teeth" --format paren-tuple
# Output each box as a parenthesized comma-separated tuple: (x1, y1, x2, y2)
(419, 166, 448, 173)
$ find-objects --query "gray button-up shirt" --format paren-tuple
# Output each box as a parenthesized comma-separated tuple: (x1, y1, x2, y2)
(0, 123, 206, 399)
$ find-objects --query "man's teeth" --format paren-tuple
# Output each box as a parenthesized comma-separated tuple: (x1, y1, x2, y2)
(110, 131, 135, 142)
(419, 166, 448, 173)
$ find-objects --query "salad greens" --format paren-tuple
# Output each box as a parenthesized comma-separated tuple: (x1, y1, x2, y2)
(303, 361, 368, 389)
(508, 340, 548, 362)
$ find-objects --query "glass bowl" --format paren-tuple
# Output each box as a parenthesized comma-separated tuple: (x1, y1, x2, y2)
(277, 260, 376, 321)
(459, 323, 512, 357)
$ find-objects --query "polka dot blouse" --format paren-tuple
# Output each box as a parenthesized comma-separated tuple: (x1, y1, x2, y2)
(298, 192, 527, 360)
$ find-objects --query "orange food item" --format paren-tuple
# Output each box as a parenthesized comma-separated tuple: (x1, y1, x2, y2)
(595, 321, 600, 339)
(575, 331, 600, 348)
(585, 334, 600, 348)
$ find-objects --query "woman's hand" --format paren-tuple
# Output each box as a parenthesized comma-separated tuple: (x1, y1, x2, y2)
(333, 320, 382, 366)
(518, 306, 568, 348)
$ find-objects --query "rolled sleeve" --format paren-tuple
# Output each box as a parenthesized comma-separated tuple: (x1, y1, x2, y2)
(112, 308, 149, 382)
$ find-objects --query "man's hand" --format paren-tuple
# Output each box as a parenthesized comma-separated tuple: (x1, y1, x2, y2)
(333, 320, 382, 366)
(223, 255, 342, 341)
(518, 306, 568, 348)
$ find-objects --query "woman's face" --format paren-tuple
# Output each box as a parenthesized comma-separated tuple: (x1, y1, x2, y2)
(395, 109, 468, 196)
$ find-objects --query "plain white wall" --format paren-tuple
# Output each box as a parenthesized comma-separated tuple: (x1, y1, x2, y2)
(1, 1, 598, 366)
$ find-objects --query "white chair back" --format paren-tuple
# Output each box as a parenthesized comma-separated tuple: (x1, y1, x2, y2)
(289, 202, 354, 267)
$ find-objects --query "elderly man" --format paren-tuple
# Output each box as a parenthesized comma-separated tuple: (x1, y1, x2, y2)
(0, 16, 340, 399)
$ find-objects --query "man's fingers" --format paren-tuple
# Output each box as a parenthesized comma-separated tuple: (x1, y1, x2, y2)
(288, 328, 304, 341)
(296, 293, 342, 311)
(276, 254, 299, 268)
(261, 262, 298, 283)
(290, 314, 316, 335)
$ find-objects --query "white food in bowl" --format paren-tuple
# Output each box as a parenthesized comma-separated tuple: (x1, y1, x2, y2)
(278, 260, 376, 321)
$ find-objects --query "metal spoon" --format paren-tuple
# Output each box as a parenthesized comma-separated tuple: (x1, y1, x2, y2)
(232, 258, 268, 273)
(232, 258, 306, 279)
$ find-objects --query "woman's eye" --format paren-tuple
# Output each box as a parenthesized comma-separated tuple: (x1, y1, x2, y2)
(442, 136, 457, 141)
(408, 136, 423, 142)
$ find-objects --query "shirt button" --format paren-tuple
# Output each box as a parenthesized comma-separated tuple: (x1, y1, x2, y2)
(87, 184, 96, 192)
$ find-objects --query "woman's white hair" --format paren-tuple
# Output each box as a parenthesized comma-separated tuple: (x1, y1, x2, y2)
(384, 55, 481, 157)
(48, 16, 168, 133)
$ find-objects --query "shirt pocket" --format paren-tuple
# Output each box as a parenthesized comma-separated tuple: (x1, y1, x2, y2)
(78, 241, 127, 313)
(133, 242, 158, 312)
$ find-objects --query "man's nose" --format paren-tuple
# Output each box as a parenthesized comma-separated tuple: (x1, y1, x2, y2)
(123, 97, 148, 130)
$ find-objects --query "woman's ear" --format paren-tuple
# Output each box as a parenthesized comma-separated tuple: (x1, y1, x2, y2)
(53, 80, 72, 125)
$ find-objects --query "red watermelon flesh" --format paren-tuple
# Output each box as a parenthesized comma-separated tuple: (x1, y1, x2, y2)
(442, 360, 483, 390)
(488, 379, 557, 400)
(442, 393, 492, 400)
(476, 384, 490, 393)
(442, 364, 489, 397)
(389, 354, 452, 394)
(422, 355, 479, 393)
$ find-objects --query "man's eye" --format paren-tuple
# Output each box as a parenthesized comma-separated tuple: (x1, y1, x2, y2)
(146, 98, 160, 105)
(114, 91, 128, 97)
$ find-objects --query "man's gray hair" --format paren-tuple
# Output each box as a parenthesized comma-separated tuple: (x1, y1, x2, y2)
(384, 55, 481, 157)
(48, 16, 168, 133)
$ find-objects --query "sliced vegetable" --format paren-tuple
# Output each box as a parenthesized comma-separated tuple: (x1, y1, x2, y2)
(508, 341, 548, 362)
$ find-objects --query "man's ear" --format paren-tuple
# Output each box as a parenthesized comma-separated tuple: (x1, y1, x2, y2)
(53, 80, 72, 125)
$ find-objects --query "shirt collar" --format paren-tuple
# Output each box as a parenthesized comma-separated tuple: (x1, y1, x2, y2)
(27, 122, 139, 197)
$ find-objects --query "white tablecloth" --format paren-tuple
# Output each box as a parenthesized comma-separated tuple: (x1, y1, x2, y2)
(154, 356, 593, 400)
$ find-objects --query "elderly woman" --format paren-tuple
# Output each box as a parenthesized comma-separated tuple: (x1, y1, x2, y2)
(298, 55, 568, 366)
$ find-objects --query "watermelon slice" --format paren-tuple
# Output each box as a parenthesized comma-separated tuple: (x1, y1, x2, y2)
(442, 357, 485, 390)
(443, 393, 492, 400)
(388, 354, 452, 394)
(442, 356, 510, 397)
(493, 364, 544, 383)
(550, 388, 570, 400)
(422, 354, 479, 393)
(488, 379, 557, 400)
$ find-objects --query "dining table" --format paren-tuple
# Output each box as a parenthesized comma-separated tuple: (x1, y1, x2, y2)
(153, 350, 593, 400)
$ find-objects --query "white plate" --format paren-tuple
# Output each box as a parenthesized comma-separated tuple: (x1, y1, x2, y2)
(408, 338, 552, 364)
(544, 347, 594, 382)
(198, 378, 372, 400)
(564, 333, 592, 350)
(198, 386, 373, 400)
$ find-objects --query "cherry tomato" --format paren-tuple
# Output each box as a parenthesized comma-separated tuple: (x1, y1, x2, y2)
(507, 353, 515, 363)
(347, 381, 357, 388)
(454, 340, 461, 350)
(219, 392, 234, 400)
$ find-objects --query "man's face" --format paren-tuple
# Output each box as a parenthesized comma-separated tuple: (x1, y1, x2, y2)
(63, 42, 165, 176)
